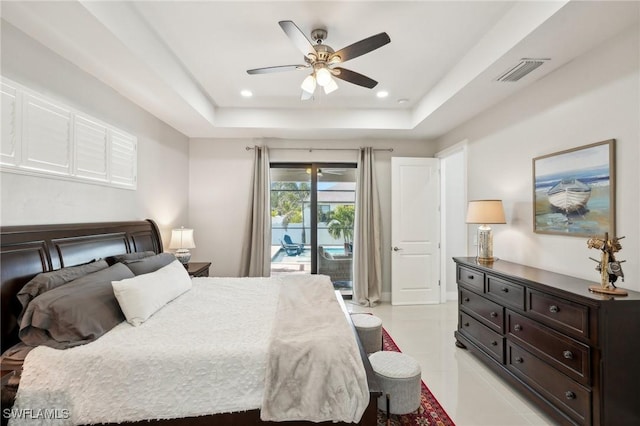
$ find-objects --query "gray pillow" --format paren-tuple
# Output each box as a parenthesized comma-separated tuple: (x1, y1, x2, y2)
(108, 251, 156, 264)
(123, 252, 176, 276)
(18, 263, 134, 349)
(17, 259, 110, 321)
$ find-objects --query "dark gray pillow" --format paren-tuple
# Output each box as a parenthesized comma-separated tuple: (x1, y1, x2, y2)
(18, 263, 134, 349)
(123, 252, 176, 276)
(17, 259, 110, 321)
(107, 251, 156, 264)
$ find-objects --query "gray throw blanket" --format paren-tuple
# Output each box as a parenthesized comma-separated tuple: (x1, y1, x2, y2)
(261, 274, 370, 422)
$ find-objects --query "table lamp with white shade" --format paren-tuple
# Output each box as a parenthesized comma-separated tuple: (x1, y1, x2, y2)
(169, 227, 196, 265)
(466, 200, 506, 263)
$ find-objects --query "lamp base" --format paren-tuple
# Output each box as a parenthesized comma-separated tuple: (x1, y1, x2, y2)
(477, 225, 494, 261)
(175, 249, 191, 265)
(477, 256, 498, 264)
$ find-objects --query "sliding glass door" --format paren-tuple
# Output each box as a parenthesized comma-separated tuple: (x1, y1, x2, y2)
(270, 163, 356, 294)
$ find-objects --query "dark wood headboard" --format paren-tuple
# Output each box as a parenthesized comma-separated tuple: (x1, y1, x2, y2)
(0, 220, 163, 352)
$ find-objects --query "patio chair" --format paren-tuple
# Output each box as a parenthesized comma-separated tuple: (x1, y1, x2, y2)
(281, 240, 302, 256)
(318, 246, 352, 282)
(283, 234, 305, 253)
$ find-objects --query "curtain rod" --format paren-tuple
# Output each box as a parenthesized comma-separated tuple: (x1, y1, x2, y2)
(245, 146, 393, 152)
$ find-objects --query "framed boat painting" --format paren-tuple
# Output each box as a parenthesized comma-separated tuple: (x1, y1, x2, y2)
(532, 139, 615, 237)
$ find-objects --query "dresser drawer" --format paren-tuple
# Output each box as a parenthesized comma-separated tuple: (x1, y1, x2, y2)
(507, 342, 591, 425)
(459, 312, 504, 363)
(458, 266, 484, 292)
(460, 288, 504, 332)
(527, 289, 590, 340)
(486, 274, 525, 310)
(507, 311, 590, 386)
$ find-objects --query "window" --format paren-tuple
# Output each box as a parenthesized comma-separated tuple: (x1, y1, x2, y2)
(0, 77, 137, 189)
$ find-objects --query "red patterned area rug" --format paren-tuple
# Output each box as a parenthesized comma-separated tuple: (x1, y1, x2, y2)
(376, 327, 456, 426)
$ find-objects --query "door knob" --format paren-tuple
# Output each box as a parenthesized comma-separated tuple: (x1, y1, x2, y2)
(393, 247, 403, 252)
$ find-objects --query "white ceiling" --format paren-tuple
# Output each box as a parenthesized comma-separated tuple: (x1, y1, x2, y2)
(2, 1, 638, 140)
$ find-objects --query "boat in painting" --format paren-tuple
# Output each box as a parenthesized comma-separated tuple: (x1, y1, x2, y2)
(547, 178, 591, 213)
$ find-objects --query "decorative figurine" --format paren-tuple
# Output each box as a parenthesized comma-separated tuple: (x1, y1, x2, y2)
(586, 232, 628, 296)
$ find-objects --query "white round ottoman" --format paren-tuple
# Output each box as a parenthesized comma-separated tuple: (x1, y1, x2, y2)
(369, 351, 422, 415)
(351, 313, 382, 354)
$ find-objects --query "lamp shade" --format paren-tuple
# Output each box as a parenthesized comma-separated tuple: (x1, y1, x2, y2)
(323, 76, 338, 94)
(301, 74, 316, 94)
(168, 227, 195, 249)
(315, 67, 332, 86)
(466, 200, 506, 224)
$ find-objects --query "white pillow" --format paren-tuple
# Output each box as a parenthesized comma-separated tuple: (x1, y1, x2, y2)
(112, 259, 192, 326)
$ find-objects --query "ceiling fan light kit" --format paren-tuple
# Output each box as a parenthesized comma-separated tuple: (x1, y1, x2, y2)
(247, 20, 390, 100)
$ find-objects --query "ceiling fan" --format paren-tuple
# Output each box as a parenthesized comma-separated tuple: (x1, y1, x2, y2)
(247, 20, 391, 100)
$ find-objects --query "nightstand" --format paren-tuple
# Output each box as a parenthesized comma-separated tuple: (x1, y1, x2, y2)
(187, 262, 211, 277)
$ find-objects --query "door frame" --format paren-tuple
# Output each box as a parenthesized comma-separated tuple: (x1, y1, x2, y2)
(436, 140, 468, 302)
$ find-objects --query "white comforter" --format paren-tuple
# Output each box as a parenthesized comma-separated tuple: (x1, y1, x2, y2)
(11, 277, 281, 425)
(11, 275, 369, 425)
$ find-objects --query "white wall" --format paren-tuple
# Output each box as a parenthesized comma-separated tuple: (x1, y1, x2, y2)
(189, 138, 433, 299)
(0, 22, 190, 247)
(436, 25, 640, 292)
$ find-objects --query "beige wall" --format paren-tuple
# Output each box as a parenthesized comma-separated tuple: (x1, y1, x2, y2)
(188, 138, 434, 299)
(436, 25, 640, 291)
(0, 22, 190, 247)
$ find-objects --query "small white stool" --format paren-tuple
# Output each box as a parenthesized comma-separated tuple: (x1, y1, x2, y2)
(351, 313, 383, 354)
(369, 351, 422, 415)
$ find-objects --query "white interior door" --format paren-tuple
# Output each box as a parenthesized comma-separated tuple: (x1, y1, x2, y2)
(391, 157, 440, 305)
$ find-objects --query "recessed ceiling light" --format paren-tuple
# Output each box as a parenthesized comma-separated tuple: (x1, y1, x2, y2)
(240, 90, 253, 98)
(397, 98, 409, 104)
(376, 91, 389, 98)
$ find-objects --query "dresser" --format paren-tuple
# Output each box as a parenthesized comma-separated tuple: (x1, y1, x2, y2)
(453, 257, 640, 426)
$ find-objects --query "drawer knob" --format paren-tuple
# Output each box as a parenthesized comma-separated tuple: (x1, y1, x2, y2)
(514, 324, 522, 332)
(501, 287, 509, 293)
(515, 357, 524, 364)
(490, 311, 498, 318)
(565, 391, 576, 400)
(467, 275, 474, 280)
(464, 322, 470, 327)
(491, 341, 498, 346)
(563, 350, 574, 360)
(463, 297, 470, 302)
(549, 305, 559, 313)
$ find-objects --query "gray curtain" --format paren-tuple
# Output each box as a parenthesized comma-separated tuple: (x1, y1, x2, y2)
(240, 146, 271, 277)
(353, 147, 382, 306)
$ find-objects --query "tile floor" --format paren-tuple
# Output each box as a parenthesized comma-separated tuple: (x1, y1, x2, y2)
(348, 300, 557, 426)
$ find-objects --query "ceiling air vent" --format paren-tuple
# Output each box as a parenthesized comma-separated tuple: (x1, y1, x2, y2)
(496, 58, 550, 82)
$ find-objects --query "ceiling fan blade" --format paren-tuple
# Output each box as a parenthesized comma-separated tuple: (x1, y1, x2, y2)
(332, 67, 378, 89)
(330, 32, 390, 63)
(247, 65, 308, 75)
(279, 20, 316, 58)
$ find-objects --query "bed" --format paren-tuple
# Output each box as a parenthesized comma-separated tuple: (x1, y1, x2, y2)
(0, 220, 380, 425)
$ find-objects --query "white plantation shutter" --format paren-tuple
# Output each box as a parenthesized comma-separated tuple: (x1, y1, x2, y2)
(22, 94, 72, 175)
(110, 130, 137, 187)
(75, 116, 108, 181)
(0, 77, 137, 190)
(1, 82, 20, 166)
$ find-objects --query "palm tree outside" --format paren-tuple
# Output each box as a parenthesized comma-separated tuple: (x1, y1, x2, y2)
(327, 205, 355, 254)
